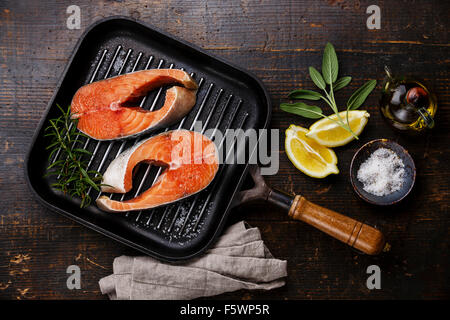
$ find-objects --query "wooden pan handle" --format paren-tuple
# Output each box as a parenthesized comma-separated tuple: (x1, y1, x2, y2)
(288, 195, 385, 255)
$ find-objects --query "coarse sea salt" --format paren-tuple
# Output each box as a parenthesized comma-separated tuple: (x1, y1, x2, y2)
(357, 147, 405, 197)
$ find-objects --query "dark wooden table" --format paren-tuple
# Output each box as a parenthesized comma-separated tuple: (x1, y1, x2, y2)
(0, 0, 448, 300)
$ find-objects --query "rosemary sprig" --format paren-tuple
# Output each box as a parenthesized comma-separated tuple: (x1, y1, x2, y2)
(44, 104, 103, 208)
(281, 42, 376, 138)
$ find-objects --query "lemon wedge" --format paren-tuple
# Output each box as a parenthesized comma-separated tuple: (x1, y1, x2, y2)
(305, 110, 370, 147)
(285, 125, 339, 178)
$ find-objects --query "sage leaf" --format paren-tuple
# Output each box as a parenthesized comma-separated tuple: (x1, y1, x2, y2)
(347, 80, 377, 110)
(309, 67, 326, 90)
(280, 102, 323, 119)
(322, 42, 339, 84)
(333, 76, 352, 91)
(288, 89, 322, 100)
(280, 43, 376, 141)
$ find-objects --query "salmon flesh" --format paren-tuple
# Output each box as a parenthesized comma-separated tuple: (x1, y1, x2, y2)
(96, 130, 219, 212)
(71, 69, 198, 140)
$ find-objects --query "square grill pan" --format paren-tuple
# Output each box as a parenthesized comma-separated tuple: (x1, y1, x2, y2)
(25, 16, 271, 262)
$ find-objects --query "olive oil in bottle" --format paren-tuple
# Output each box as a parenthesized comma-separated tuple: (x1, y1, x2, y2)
(380, 66, 437, 132)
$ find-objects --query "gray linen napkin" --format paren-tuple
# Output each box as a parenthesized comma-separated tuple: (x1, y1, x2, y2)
(99, 221, 287, 300)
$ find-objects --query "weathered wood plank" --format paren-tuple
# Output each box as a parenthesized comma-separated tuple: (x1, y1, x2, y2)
(0, 0, 448, 299)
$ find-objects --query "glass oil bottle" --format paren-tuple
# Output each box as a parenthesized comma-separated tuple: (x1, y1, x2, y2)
(380, 66, 437, 133)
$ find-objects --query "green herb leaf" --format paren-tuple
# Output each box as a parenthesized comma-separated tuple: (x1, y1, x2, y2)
(322, 42, 339, 85)
(281, 43, 375, 141)
(333, 76, 352, 91)
(347, 80, 377, 110)
(309, 67, 326, 90)
(73, 148, 93, 155)
(80, 167, 100, 192)
(280, 102, 323, 119)
(47, 159, 64, 170)
(288, 89, 322, 100)
(44, 104, 104, 208)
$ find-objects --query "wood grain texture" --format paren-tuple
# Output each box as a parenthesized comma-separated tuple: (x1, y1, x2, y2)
(288, 195, 386, 255)
(0, 0, 449, 299)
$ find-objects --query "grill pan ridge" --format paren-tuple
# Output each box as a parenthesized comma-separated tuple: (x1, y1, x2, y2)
(25, 16, 271, 261)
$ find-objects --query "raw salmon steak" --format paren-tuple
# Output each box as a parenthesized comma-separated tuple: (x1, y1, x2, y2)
(71, 69, 198, 140)
(96, 130, 219, 212)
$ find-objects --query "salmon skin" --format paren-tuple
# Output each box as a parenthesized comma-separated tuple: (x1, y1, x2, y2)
(96, 130, 219, 212)
(71, 69, 198, 140)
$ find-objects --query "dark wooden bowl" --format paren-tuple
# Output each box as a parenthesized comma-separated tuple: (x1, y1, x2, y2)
(350, 139, 416, 205)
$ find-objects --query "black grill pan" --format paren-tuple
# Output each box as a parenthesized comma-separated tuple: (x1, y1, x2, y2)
(25, 16, 271, 262)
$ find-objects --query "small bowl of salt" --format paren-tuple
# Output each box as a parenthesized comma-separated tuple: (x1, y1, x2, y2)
(350, 139, 416, 205)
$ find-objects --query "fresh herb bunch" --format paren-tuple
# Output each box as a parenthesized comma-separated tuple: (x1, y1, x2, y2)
(280, 42, 377, 138)
(44, 104, 103, 208)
